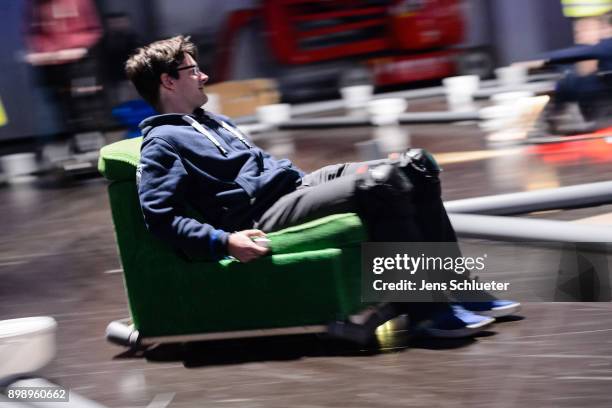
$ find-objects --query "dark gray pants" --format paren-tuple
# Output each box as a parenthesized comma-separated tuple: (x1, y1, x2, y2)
(254, 160, 457, 245)
(254, 160, 475, 315)
(255, 162, 369, 232)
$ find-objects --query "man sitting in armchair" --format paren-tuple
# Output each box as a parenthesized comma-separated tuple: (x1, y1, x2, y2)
(125, 36, 520, 344)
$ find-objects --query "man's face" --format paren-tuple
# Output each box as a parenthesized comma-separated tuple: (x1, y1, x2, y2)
(174, 53, 209, 110)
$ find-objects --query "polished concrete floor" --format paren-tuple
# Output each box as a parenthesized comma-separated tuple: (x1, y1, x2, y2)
(2, 95, 612, 407)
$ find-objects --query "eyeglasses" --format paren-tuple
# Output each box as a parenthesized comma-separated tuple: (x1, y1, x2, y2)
(176, 64, 202, 76)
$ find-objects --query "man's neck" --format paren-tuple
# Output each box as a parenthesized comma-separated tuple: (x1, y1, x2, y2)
(158, 98, 196, 115)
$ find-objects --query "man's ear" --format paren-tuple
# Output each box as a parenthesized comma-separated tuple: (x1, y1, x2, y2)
(160, 73, 175, 90)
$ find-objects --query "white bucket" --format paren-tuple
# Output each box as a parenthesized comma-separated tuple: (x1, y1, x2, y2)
(479, 104, 516, 121)
(340, 85, 374, 109)
(0, 316, 57, 378)
(442, 75, 480, 104)
(478, 104, 519, 133)
(495, 65, 528, 87)
(373, 125, 410, 153)
(366, 98, 407, 126)
(490, 91, 535, 105)
(0, 153, 37, 183)
(256, 103, 291, 125)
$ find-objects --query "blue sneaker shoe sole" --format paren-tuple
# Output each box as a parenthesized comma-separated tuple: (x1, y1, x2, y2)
(411, 305, 496, 338)
(461, 301, 522, 318)
(417, 315, 495, 338)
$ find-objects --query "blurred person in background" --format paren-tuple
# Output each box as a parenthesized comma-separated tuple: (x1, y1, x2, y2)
(23, 0, 104, 136)
(126, 36, 520, 345)
(100, 12, 141, 108)
(516, 0, 612, 135)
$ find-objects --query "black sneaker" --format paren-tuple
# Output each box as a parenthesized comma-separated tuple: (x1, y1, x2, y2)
(327, 303, 398, 345)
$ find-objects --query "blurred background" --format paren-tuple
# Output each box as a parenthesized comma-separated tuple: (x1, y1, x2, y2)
(0, 0, 574, 147)
(2, 1, 612, 407)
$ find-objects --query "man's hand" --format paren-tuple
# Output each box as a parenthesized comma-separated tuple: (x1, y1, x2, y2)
(227, 230, 270, 263)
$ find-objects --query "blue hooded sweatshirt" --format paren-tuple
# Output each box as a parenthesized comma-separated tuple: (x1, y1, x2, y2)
(137, 109, 304, 260)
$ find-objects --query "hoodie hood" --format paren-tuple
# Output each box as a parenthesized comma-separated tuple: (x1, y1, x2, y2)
(139, 113, 189, 138)
(139, 108, 224, 138)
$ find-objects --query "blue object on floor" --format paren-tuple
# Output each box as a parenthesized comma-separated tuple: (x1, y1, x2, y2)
(112, 100, 156, 139)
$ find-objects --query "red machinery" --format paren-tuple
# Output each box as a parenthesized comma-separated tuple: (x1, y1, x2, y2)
(215, 0, 485, 98)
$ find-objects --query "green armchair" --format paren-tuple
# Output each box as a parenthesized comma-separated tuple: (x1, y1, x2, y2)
(99, 137, 369, 346)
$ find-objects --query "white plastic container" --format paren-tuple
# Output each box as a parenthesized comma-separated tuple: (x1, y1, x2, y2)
(479, 104, 516, 120)
(256, 103, 291, 125)
(0, 316, 57, 378)
(495, 65, 528, 87)
(478, 104, 517, 133)
(340, 85, 374, 109)
(442, 75, 480, 104)
(373, 125, 410, 153)
(490, 91, 535, 105)
(0, 153, 37, 183)
(366, 98, 407, 126)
